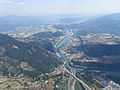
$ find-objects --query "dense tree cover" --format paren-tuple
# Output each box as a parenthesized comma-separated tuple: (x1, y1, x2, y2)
(28, 31, 64, 52)
(0, 33, 61, 74)
(77, 44, 120, 57)
(76, 43, 120, 84)
(32, 31, 64, 38)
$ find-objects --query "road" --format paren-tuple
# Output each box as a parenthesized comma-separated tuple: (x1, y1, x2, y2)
(68, 69, 76, 90)
(65, 68, 92, 90)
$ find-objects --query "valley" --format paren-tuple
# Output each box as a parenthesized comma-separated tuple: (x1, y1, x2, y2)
(0, 13, 120, 90)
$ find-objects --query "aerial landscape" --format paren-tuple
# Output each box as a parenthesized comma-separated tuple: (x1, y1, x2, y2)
(0, 0, 120, 90)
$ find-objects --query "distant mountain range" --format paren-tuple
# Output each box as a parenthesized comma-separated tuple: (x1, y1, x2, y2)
(0, 16, 48, 32)
(1, 13, 120, 34)
(54, 13, 120, 35)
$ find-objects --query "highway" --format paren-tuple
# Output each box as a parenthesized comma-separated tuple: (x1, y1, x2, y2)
(64, 68, 92, 90)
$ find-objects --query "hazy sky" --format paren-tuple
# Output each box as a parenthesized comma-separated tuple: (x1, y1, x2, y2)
(0, 0, 120, 16)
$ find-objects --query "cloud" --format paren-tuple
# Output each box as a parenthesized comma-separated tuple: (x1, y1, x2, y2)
(0, 0, 12, 4)
(19, 2, 24, 5)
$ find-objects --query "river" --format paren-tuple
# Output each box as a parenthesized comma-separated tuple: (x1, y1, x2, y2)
(54, 30, 85, 90)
